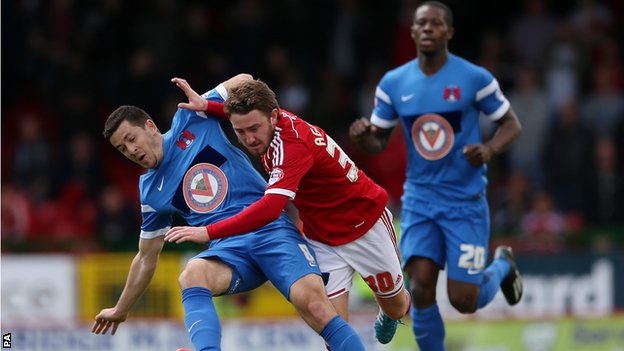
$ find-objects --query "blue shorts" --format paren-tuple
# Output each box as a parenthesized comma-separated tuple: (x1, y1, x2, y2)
(399, 196, 490, 284)
(194, 219, 320, 300)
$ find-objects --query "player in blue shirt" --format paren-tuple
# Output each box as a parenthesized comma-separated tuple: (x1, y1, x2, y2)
(91, 74, 366, 351)
(349, 2, 523, 350)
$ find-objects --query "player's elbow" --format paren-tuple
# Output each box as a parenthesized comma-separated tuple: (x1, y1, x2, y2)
(223, 74, 254, 91)
(234, 73, 253, 82)
(513, 119, 523, 138)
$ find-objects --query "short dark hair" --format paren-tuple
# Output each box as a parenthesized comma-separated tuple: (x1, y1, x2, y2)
(103, 105, 152, 140)
(417, 1, 454, 27)
(224, 80, 280, 116)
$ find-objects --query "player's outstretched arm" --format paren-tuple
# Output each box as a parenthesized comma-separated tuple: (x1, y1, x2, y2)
(349, 117, 393, 155)
(172, 77, 209, 111)
(165, 194, 289, 244)
(221, 73, 253, 91)
(164, 226, 209, 244)
(172, 74, 253, 119)
(91, 236, 165, 336)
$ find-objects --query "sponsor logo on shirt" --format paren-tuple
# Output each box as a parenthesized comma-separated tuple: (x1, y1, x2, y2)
(268, 167, 284, 186)
(183, 163, 228, 213)
(411, 113, 454, 160)
(401, 94, 415, 102)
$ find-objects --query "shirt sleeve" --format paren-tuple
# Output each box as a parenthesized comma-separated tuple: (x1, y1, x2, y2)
(264, 131, 314, 199)
(191, 84, 228, 120)
(140, 203, 172, 239)
(206, 194, 289, 239)
(201, 83, 227, 102)
(371, 73, 400, 129)
(205, 101, 227, 120)
(474, 69, 510, 122)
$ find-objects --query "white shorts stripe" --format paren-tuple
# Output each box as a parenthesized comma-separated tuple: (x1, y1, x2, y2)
(380, 209, 401, 262)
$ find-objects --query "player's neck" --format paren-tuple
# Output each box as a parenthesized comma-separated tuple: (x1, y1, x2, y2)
(153, 134, 164, 168)
(418, 50, 448, 76)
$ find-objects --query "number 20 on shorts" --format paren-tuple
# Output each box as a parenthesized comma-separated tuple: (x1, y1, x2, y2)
(458, 244, 485, 272)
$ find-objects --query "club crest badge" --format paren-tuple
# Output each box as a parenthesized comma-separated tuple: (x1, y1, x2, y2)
(176, 130, 196, 150)
(183, 163, 228, 213)
(411, 113, 454, 160)
(443, 85, 461, 102)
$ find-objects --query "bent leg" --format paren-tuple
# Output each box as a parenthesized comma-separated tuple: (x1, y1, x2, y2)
(447, 251, 510, 313)
(178, 258, 234, 351)
(477, 254, 510, 309)
(376, 288, 411, 320)
(289, 274, 337, 332)
(405, 257, 445, 351)
(447, 279, 479, 313)
(441, 197, 508, 312)
(290, 274, 365, 351)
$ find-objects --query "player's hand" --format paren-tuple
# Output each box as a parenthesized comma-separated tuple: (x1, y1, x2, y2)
(349, 117, 377, 141)
(92, 307, 127, 335)
(165, 226, 210, 244)
(463, 143, 494, 167)
(171, 77, 208, 111)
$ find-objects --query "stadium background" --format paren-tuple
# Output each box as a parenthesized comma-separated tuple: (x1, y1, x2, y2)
(2, 0, 624, 350)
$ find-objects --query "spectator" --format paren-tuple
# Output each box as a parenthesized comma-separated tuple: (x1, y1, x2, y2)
(520, 191, 568, 253)
(570, 0, 614, 46)
(542, 20, 587, 111)
(55, 130, 104, 198)
(491, 172, 533, 235)
(542, 99, 595, 215)
(585, 138, 623, 225)
(581, 65, 624, 139)
(13, 114, 54, 202)
(1, 184, 37, 246)
(507, 65, 550, 189)
(509, 0, 556, 67)
(95, 185, 140, 251)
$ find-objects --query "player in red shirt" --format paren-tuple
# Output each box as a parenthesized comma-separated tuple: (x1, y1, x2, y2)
(166, 78, 411, 344)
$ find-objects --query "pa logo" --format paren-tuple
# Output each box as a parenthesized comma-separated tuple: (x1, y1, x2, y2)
(3, 333, 11, 348)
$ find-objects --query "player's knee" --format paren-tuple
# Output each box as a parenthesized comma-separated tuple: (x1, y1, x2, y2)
(294, 289, 334, 325)
(384, 304, 408, 320)
(178, 259, 210, 289)
(178, 266, 201, 289)
(290, 276, 334, 324)
(448, 291, 478, 314)
(306, 298, 332, 321)
(380, 291, 410, 320)
(410, 283, 436, 307)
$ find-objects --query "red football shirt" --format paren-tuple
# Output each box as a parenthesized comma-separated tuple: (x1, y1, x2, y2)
(263, 110, 388, 245)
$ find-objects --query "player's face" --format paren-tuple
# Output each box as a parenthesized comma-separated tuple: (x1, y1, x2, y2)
(110, 119, 162, 168)
(410, 5, 453, 55)
(230, 109, 278, 156)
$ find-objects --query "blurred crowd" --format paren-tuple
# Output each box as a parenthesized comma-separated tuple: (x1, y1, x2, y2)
(2, 0, 624, 254)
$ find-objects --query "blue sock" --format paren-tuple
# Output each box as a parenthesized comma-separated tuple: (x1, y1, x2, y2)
(319, 315, 366, 351)
(476, 257, 511, 308)
(182, 287, 221, 351)
(411, 303, 445, 351)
